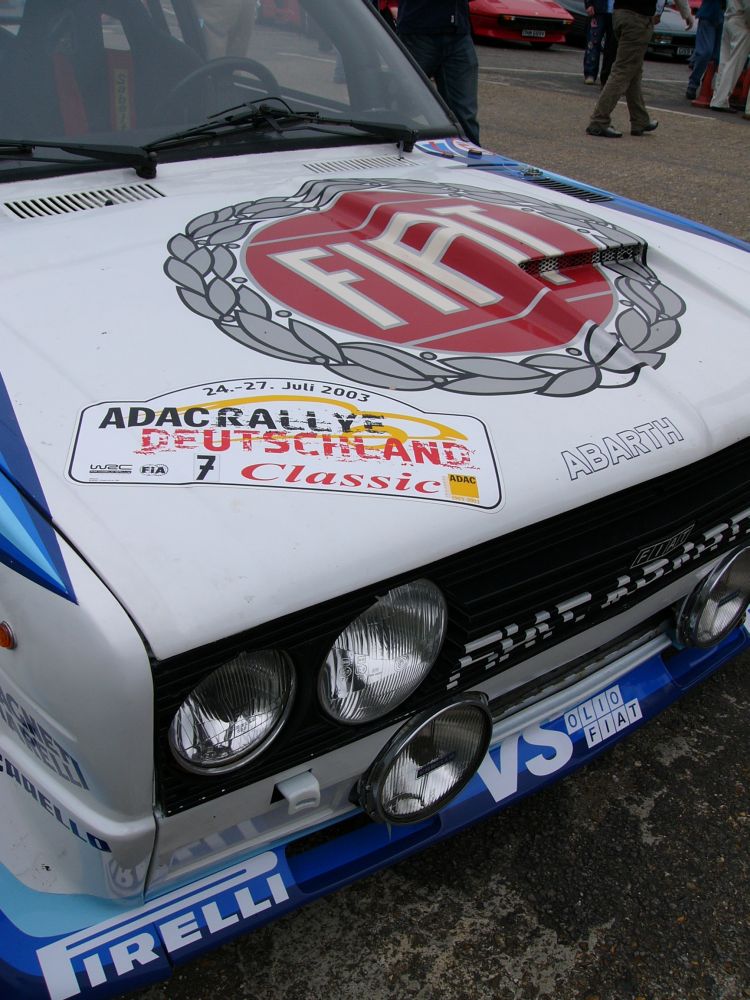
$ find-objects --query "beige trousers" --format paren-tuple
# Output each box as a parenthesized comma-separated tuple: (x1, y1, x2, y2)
(193, 0, 257, 59)
(589, 8, 653, 130)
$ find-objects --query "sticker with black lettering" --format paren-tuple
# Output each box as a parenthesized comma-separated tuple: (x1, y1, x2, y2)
(69, 380, 502, 509)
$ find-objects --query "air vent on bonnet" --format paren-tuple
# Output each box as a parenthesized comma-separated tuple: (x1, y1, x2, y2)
(305, 154, 407, 174)
(520, 240, 645, 278)
(4, 182, 164, 219)
(524, 177, 613, 204)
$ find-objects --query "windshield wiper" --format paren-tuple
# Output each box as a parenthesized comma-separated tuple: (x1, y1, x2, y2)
(0, 101, 417, 178)
(148, 98, 418, 154)
(0, 139, 157, 178)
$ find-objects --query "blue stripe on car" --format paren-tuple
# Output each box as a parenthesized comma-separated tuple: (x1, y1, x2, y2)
(0, 374, 75, 602)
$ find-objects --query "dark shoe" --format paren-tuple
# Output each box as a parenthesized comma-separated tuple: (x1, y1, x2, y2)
(710, 104, 737, 113)
(631, 120, 658, 135)
(685, 87, 697, 100)
(585, 124, 623, 138)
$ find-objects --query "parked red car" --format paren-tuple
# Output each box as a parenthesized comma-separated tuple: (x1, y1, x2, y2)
(469, 0, 574, 46)
(257, 0, 305, 28)
(379, 0, 573, 48)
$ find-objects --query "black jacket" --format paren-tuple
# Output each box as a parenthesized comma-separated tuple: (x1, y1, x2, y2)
(614, 0, 658, 15)
(396, 0, 472, 34)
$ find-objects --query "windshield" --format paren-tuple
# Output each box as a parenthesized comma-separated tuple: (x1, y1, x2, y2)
(0, 0, 454, 176)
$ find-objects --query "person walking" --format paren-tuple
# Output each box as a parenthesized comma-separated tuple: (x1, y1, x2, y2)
(584, 0, 616, 85)
(686, 0, 725, 99)
(585, 0, 693, 136)
(396, 0, 481, 145)
(709, 0, 750, 110)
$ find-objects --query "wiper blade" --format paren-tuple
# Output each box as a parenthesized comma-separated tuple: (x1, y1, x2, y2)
(148, 98, 418, 153)
(298, 112, 417, 150)
(0, 139, 157, 178)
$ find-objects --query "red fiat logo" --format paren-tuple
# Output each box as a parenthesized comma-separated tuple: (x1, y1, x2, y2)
(243, 191, 616, 355)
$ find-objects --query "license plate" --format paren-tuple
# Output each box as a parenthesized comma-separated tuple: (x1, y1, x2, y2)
(522, 29, 546, 36)
(677, 46, 692, 55)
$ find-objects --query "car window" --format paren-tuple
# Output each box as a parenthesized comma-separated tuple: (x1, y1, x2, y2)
(0, 0, 453, 173)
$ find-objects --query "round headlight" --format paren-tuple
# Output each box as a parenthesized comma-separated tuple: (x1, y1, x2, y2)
(677, 545, 750, 648)
(169, 649, 295, 773)
(318, 579, 447, 725)
(358, 693, 492, 824)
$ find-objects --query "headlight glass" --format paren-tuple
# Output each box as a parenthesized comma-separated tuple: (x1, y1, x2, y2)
(169, 649, 295, 773)
(677, 545, 750, 648)
(319, 579, 447, 725)
(359, 694, 492, 824)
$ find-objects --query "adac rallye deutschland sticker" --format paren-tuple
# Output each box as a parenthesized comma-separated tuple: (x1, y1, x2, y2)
(164, 179, 686, 398)
(68, 380, 502, 508)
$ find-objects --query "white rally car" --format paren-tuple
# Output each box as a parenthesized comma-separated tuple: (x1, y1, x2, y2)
(0, 2, 749, 997)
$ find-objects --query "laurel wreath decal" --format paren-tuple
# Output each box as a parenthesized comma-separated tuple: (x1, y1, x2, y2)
(164, 179, 686, 397)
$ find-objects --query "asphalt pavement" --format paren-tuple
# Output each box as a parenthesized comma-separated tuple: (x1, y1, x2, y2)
(476, 42, 749, 242)
(130, 41, 750, 1000)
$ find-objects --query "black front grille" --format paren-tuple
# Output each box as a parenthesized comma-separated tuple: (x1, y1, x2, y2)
(154, 437, 750, 815)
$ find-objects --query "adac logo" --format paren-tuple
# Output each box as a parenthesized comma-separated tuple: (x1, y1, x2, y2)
(164, 179, 686, 398)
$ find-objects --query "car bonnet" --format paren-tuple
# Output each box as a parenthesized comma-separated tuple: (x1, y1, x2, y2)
(1, 143, 748, 659)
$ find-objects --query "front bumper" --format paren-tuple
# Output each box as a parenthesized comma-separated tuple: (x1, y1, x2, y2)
(472, 15, 570, 42)
(648, 34, 695, 58)
(4, 621, 749, 1000)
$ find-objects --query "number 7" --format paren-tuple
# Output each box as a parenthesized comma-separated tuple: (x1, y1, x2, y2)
(196, 454, 217, 481)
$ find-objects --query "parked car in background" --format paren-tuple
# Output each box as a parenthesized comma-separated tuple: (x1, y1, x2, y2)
(647, 0, 698, 59)
(257, 0, 307, 29)
(469, 0, 574, 47)
(561, 0, 697, 59)
(1, 2, 749, 999)
(384, 0, 574, 48)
